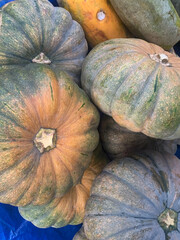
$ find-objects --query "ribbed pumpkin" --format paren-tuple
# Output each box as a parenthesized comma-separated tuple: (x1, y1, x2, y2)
(0, 0, 88, 84)
(81, 38, 180, 140)
(18, 144, 109, 228)
(83, 150, 180, 240)
(109, 0, 180, 50)
(58, 0, 130, 48)
(100, 115, 180, 160)
(0, 64, 99, 206)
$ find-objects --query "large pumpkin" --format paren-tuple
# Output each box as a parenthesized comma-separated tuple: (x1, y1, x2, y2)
(0, 64, 99, 206)
(109, 0, 180, 50)
(18, 144, 109, 228)
(82, 150, 180, 240)
(81, 38, 180, 140)
(59, 0, 130, 48)
(100, 115, 180, 160)
(0, 0, 88, 84)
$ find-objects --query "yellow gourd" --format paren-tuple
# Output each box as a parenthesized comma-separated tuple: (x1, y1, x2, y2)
(58, 0, 130, 47)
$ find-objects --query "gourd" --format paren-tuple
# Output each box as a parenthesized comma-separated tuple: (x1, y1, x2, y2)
(82, 150, 180, 240)
(58, 0, 130, 47)
(109, 0, 180, 50)
(100, 115, 180, 160)
(0, 0, 88, 84)
(0, 64, 99, 206)
(81, 38, 180, 140)
(18, 144, 109, 228)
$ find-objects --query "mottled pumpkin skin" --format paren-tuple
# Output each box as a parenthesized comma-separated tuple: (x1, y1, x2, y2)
(83, 150, 180, 240)
(59, 0, 130, 48)
(0, 0, 88, 84)
(81, 38, 180, 140)
(18, 144, 109, 228)
(0, 64, 99, 206)
(109, 0, 180, 50)
(100, 115, 180, 160)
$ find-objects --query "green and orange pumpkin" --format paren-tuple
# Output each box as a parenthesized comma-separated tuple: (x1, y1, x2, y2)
(0, 64, 99, 206)
(18, 144, 109, 227)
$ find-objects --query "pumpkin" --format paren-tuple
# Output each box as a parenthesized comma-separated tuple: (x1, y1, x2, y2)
(0, 0, 88, 84)
(58, 0, 130, 48)
(82, 150, 180, 240)
(99, 115, 180, 160)
(0, 64, 99, 206)
(18, 144, 109, 228)
(109, 0, 180, 50)
(81, 38, 180, 140)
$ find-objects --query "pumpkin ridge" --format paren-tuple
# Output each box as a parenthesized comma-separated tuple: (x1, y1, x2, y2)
(0, 150, 38, 200)
(90, 51, 142, 102)
(109, 56, 149, 114)
(13, 151, 41, 205)
(2, 9, 37, 55)
(133, 153, 169, 196)
(50, 147, 75, 188)
(0, 146, 36, 176)
(48, 18, 74, 57)
(128, 63, 160, 124)
(89, 193, 157, 218)
(103, 169, 160, 213)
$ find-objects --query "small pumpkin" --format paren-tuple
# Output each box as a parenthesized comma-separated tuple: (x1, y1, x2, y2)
(109, 0, 180, 50)
(81, 38, 180, 140)
(59, 0, 130, 48)
(0, 0, 88, 84)
(99, 115, 180, 160)
(0, 64, 99, 206)
(83, 150, 180, 240)
(18, 144, 109, 228)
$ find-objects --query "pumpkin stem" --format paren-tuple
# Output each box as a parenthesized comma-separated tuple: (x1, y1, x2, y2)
(32, 52, 51, 64)
(158, 208, 178, 233)
(34, 128, 57, 153)
(149, 53, 172, 67)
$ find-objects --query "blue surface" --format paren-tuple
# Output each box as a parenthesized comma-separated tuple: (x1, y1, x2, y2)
(0, 0, 180, 239)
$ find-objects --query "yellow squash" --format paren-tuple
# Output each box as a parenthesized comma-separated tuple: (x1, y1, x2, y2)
(58, 0, 130, 47)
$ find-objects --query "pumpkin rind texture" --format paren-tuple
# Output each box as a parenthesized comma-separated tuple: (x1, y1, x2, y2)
(100, 115, 180, 160)
(81, 38, 180, 140)
(83, 150, 180, 240)
(59, 0, 130, 47)
(109, 0, 180, 50)
(0, 64, 100, 206)
(0, 0, 88, 84)
(18, 144, 109, 228)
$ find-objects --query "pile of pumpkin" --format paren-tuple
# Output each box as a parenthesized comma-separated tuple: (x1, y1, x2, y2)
(0, 0, 180, 239)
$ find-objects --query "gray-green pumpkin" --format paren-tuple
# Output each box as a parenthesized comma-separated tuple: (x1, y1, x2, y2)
(109, 0, 180, 50)
(0, 0, 88, 84)
(81, 38, 180, 140)
(83, 150, 180, 240)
